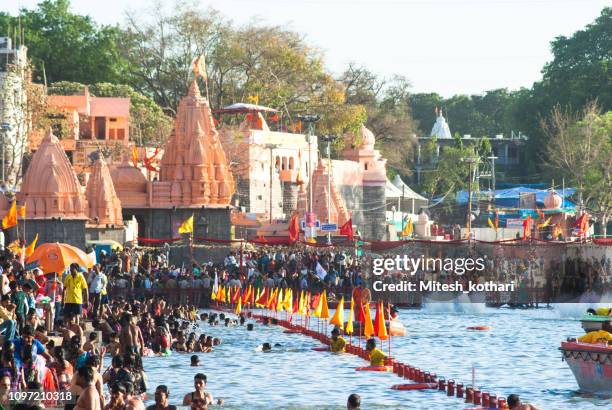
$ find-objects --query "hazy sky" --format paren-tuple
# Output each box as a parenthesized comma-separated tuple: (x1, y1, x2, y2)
(5, 0, 610, 97)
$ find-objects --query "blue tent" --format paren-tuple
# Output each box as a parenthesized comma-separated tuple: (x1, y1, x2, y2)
(454, 187, 576, 210)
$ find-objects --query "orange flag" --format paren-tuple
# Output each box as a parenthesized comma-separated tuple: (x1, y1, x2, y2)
(319, 290, 330, 319)
(363, 302, 374, 338)
(131, 146, 139, 168)
(329, 296, 344, 330)
(25, 234, 38, 257)
(375, 302, 388, 340)
(2, 201, 17, 229)
(18, 204, 26, 218)
(191, 55, 207, 80)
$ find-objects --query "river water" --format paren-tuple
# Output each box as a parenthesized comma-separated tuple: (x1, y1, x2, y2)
(140, 303, 611, 409)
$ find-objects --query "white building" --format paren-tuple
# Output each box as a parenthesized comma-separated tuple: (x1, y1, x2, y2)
(0, 37, 28, 190)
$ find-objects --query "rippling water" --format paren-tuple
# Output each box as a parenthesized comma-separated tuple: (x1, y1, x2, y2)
(139, 303, 611, 409)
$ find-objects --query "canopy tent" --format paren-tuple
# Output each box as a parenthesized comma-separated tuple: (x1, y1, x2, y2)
(214, 103, 278, 114)
(390, 175, 428, 201)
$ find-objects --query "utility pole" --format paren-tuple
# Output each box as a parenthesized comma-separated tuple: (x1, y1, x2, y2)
(465, 157, 477, 239)
(487, 155, 498, 193)
(265, 143, 279, 224)
(297, 114, 320, 240)
(322, 135, 337, 245)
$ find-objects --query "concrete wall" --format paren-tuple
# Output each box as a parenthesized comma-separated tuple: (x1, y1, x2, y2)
(122, 207, 233, 240)
(17, 219, 87, 248)
(85, 227, 126, 243)
(362, 185, 387, 240)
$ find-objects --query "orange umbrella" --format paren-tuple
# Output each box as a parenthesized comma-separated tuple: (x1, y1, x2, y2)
(25, 242, 94, 273)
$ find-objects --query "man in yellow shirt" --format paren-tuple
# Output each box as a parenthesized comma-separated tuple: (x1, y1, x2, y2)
(63, 265, 89, 324)
(366, 338, 386, 366)
(329, 327, 346, 353)
(578, 321, 612, 344)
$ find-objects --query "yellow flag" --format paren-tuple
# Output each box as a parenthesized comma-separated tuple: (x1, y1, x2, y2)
(283, 288, 292, 312)
(2, 201, 17, 229)
(211, 287, 217, 301)
(345, 297, 354, 334)
(487, 218, 497, 231)
(329, 296, 344, 330)
(235, 297, 242, 314)
(178, 215, 194, 234)
(299, 290, 306, 315)
(363, 302, 374, 338)
(276, 288, 284, 312)
(320, 290, 330, 319)
(313, 292, 323, 317)
(226, 286, 231, 304)
(401, 217, 413, 237)
(25, 234, 38, 257)
(255, 288, 262, 308)
(248, 95, 259, 105)
(538, 216, 552, 229)
(18, 204, 26, 218)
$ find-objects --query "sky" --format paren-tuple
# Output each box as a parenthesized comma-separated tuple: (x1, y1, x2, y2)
(4, 0, 610, 97)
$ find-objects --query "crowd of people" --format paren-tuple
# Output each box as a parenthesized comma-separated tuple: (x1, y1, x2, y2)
(0, 239, 569, 409)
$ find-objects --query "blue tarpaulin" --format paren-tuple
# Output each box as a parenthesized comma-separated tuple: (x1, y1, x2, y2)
(454, 187, 576, 210)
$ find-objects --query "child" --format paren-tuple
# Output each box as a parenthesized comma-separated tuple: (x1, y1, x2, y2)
(83, 332, 99, 356)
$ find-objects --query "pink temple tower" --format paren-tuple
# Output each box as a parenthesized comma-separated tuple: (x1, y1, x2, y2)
(19, 129, 88, 219)
(159, 80, 234, 207)
(86, 156, 123, 226)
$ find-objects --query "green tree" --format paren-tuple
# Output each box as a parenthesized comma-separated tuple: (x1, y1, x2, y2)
(0, 0, 127, 85)
(542, 102, 612, 236)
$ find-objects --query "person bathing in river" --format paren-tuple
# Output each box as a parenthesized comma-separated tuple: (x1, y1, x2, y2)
(182, 373, 214, 406)
(578, 320, 612, 344)
(365, 338, 386, 366)
(330, 327, 346, 353)
(507, 394, 539, 410)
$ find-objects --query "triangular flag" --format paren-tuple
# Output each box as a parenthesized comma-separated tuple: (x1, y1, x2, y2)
(313, 292, 323, 317)
(375, 302, 388, 341)
(329, 296, 344, 330)
(131, 146, 139, 168)
(276, 288, 284, 312)
(25, 234, 38, 257)
(320, 290, 330, 319)
(345, 297, 354, 334)
(2, 201, 18, 229)
(256, 288, 267, 307)
(178, 215, 194, 234)
(339, 218, 353, 240)
(538, 216, 552, 229)
(363, 302, 374, 338)
(235, 297, 242, 314)
(18, 204, 26, 218)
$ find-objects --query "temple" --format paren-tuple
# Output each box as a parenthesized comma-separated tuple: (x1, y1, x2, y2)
(1, 78, 236, 248)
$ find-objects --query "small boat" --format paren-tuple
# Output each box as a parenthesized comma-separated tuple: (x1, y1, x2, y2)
(560, 337, 612, 393)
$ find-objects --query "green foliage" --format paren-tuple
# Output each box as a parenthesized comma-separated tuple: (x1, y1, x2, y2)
(0, 0, 127, 85)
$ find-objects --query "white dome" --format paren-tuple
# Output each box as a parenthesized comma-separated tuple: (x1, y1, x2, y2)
(431, 110, 452, 139)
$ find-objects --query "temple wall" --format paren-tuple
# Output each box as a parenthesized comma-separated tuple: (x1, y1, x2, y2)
(85, 227, 127, 243)
(362, 185, 387, 240)
(17, 219, 87, 248)
(122, 207, 233, 241)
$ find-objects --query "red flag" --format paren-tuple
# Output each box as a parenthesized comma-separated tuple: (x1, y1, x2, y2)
(255, 288, 268, 306)
(310, 293, 320, 310)
(288, 213, 300, 243)
(522, 215, 532, 240)
(359, 302, 366, 323)
(339, 218, 353, 240)
(232, 287, 241, 304)
(292, 294, 299, 314)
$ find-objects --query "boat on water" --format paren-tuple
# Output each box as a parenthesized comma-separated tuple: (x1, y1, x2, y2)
(560, 314, 612, 393)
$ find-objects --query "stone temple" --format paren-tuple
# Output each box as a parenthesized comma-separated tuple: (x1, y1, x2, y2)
(1, 79, 235, 248)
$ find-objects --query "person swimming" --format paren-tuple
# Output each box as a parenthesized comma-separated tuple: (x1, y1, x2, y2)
(365, 338, 386, 366)
(190, 355, 200, 366)
(330, 327, 347, 353)
(262, 343, 272, 352)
